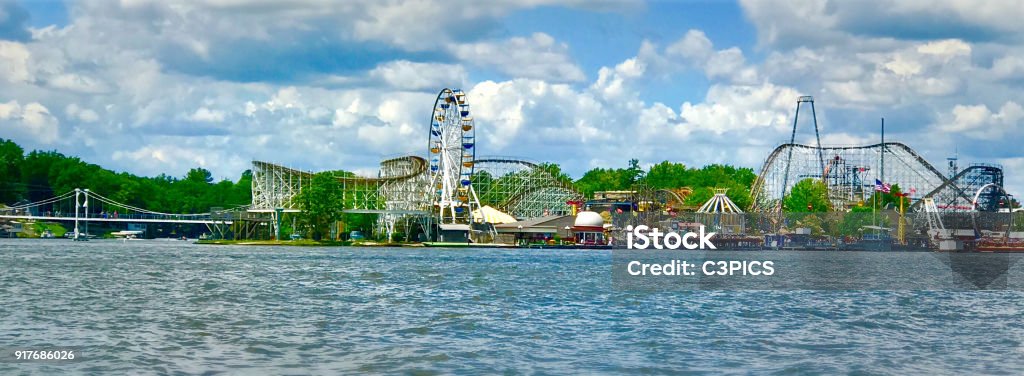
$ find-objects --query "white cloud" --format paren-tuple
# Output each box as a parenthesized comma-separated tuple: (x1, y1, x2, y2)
(451, 33, 586, 83)
(740, 0, 1024, 49)
(666, 29, 713, 62)
(331, 97, 363, 128)
(759, 37, 975, 109)
(65, 103, 99, 123)
(110, 143, 248, 180)
(47, 73, 109, 93)
(187, 107, 226, 122)
(0, 41, 31, 83)
(989, 55, 1024, 79)
(348, 0, 638, 50)
(368, 60, 468, 90)
(916, 39, 971, 58)
(0, 100, 18, 119)
(679, 83, 801, 134)
(935, 101, 1024, 137)
(262, 87, 304, 112)
(591, 57, 646, 101)
(994, 157, 1024, 199)
(658, 29, 759, 84)
(0, 100, 60, 144)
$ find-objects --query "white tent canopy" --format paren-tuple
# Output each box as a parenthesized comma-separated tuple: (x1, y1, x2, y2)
(697, 188, 744, 213)
(473, 205, 517, 224)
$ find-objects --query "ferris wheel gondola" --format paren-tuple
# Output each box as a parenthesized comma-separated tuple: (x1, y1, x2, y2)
(427, 88, 480, 224)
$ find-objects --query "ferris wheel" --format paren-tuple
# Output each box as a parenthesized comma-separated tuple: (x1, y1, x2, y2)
(428, 88, 480, 224)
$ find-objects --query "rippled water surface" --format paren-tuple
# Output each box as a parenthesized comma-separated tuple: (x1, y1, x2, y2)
(2, 239, 1024, 374)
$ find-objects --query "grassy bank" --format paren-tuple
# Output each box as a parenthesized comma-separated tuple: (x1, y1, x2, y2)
(196, 239, 424, 247)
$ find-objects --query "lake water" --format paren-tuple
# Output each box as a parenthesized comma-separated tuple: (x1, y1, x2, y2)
(2, 239, 1024, 374)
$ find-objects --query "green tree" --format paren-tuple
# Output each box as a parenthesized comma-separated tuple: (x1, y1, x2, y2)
(185, 168, 214, 184)
(838, 205, 884, 236)
(295, 172, 346, 240)
(864, 184, 903, 210)
(20, 150, 64, 202)
(640, 161, 757, 210)
(0, 138, 25, 203)
(627, 158, 645, 182)
(685, 187, 714, 207)
(784, 178, 831, 212)
(644, 161, 689, 189)
(341, 213, 377, 238)
(575, 160, 646, 198)
(793, 213, 827, 236)
(229, 170, 253, 207)
(2, 140, 251, 215)
(537, 162, 573, 185)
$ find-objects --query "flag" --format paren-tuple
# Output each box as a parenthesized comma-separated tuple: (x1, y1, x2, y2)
(874, 179, 890, 193)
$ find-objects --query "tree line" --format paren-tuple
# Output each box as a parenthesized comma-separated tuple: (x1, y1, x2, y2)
(0, 138, 251, 213)
(574, 159, 758, 208)
(2, 137, 775, 217)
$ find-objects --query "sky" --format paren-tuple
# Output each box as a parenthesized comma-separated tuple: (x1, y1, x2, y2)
(2, 0, 1024, 193)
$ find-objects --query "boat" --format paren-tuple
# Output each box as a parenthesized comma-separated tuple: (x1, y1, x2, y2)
(111, 230, 143, 241)
(976, 237, 1024, 252)
(40, 230, 54, 238)
(69, 232, 94, 241)
(525, 243, 612, 249)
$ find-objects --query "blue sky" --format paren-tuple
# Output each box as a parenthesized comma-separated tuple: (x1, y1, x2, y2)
(2, 0, 1024, 193)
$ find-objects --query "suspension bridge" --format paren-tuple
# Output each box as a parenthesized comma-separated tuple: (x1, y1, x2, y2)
(0, 188, 245, 239)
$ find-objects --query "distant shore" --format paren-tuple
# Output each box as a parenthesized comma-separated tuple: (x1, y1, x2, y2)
(196, 239, 419, 247)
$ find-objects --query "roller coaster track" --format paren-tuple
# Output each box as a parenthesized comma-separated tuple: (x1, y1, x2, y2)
(251, 155, 428, 184)
(751, 142, 967, 211)
(909, 165, 1000, 211)
(654, 188, 689, 208)
(252, 156, 585, 218)
(250, 156, 430, 212)
(473, 158, 583, 216)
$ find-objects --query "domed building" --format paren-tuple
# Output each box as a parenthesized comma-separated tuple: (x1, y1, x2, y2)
(572, 211, 607, 245)
(491, 210, 612, 248)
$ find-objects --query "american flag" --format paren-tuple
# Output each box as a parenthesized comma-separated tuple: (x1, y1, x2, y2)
(874, 179, 891, 193)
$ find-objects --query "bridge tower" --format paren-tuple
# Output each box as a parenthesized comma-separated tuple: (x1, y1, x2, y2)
(73, 188, 90, 241)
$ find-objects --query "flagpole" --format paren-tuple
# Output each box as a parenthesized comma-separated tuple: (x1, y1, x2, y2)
(877, 117, 883, 233)
(898, 194, 906, 246)
(880, 117, 885, 184)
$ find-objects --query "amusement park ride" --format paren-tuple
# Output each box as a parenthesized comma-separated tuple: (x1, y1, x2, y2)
(245, 90, 1019, 249)
(427, 88, 482, 226)
(749, 96, 1020, 251)
(249, 88, 583, 242)
(1, 89, 1019, 250)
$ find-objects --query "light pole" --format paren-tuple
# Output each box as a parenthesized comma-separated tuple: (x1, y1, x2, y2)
(74, 188, 80, 239)
(517, 225, 523, 246)
(83, 189, 90, 240)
